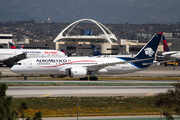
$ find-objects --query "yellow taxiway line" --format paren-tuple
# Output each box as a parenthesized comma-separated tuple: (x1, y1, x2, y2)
(146, 93, 155, 96)
(40, 94, 52, 97)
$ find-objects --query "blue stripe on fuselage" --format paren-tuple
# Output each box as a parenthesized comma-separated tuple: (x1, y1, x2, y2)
(116, 57, 152, 69)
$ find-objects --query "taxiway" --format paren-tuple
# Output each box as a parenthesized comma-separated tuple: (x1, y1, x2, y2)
(6, 86, 173, 98)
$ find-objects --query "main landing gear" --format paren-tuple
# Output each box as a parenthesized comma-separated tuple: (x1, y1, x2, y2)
(79, 76, 98, 81)
(89, 77, 98, 81)
(79, 77, 88, 80)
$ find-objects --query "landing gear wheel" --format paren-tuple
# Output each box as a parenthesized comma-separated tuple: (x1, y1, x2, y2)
(89, 77, 98, 81)
(79, 77, 88, 80)
(24, 76, 27, 80)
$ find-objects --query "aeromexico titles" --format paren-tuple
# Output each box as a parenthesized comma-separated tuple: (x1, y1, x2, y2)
(11, 33, 163, 80)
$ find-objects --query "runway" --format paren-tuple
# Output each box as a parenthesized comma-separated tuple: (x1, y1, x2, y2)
(6, 86, 174, 98)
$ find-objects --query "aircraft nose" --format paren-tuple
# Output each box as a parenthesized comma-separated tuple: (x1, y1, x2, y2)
(10, 66, 15, 72)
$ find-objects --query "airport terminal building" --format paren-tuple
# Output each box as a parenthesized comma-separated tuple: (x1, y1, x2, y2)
(0, 34, 12, 48)
(0, 19, 178, 56)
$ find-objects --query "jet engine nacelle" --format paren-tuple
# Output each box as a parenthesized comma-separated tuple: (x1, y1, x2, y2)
(68, 67, 87, 78)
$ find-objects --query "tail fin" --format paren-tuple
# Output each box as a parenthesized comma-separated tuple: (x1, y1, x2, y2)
(91, 44, 102, 56)
(9, 42, 16, 49)
(61, 49, 67, 55)
(118, 33, 163, 69)
(134, 33, 163, 60)
(17, 44, 24, 49)
(162, 36, 170, 52)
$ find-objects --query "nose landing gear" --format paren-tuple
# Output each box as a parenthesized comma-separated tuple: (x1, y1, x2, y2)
(22, 74, 27, 80)
(24, 76, 27, 80)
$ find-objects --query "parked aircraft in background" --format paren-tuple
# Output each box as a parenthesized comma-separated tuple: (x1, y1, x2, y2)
(162, 36, 180, 60)
(11, 33, 163, 80)
(91, 44, 102, 56)
(91, 44, 134, 57)
(9, 42, 24, 49)
(0, 49, 67, 67)
(60, 49, 67, 56)
(18, 44, 24, 49)
(162, 36, 170, 52)
(9, 42, 16, 49)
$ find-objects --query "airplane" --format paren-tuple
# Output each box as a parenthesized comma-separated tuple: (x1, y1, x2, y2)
(9, 42, 24, 49)
(10, 33, 163, 80)
(91, 44, 102, 56)
(162, 36, 180, 60)
(162, 36, 170, 52)
(60, 49, 67, 56)
(91, 44, 134, 58)
(0, 49, 67, 67)
(9, 42, 16, 49)
(17, 44, 24, 49)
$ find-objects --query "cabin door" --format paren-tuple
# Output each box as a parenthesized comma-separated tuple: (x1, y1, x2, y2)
(28, 61, 33, 68)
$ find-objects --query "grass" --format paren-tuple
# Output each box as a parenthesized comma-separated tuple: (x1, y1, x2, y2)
(12, 96, 172, 117)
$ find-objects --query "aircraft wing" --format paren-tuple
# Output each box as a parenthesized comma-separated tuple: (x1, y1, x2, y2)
(87, 58, 153, 71)
(162, 51, 179, 60)
(0, 53, 27, 67)
(142, 60, 173, 66)
(162, 51, 179, 58)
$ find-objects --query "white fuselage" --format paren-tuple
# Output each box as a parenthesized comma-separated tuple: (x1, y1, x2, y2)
(0, 49, 67, 61)
(94, 54, 135, 58)
(10, 57, 147, 76)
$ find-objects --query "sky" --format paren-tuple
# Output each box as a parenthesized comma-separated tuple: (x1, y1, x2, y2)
(0, 0, 180, 24)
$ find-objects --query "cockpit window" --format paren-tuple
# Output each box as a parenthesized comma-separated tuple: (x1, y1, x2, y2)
(15, 63, 21, 65)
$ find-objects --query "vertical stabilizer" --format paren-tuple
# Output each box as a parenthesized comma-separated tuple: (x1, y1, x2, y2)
(18, 44, 24, 49)
(163, 36, 170, 52)
(134, 33, 163, 61)
(9, 42, 16, 49)
(91, 44, 102, 56)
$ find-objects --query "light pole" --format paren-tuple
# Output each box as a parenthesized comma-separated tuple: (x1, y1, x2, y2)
(77, 99, 79, 120)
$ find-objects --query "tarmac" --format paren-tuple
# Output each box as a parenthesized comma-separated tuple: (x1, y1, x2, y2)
(0, 66, 180, 77)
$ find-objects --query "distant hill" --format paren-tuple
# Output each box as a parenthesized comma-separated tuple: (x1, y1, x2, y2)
(0, 0, 179, 24)
(0, 9, 31, 22)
